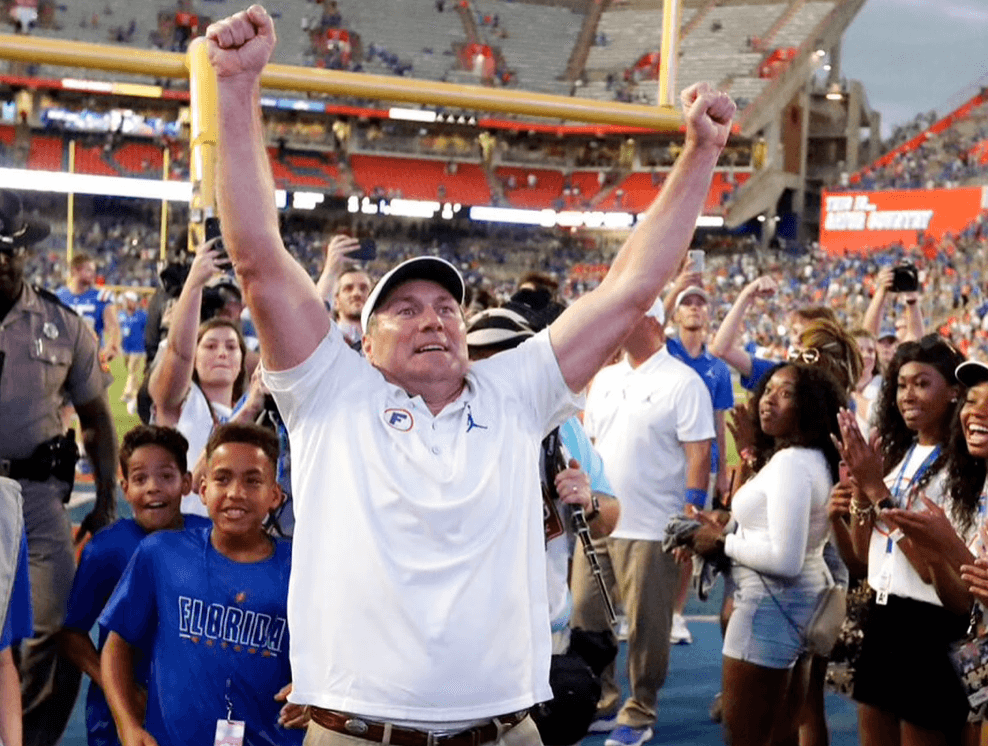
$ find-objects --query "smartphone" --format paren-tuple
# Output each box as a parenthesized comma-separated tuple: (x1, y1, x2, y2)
(838, 462, 849, 483)
(344, 238, 377, 262)
(891, 263, 918, 293)
(686, 249, 705, 274)
(204, 217, 233, 271)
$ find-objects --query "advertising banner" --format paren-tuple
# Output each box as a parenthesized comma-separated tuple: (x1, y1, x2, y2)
(819, 187, 988, 254)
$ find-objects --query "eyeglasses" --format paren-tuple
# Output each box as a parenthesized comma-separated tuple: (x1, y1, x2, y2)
(0, 247, 26, 262)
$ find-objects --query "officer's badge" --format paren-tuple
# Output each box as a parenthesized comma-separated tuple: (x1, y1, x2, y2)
(42, 322, 58, 340)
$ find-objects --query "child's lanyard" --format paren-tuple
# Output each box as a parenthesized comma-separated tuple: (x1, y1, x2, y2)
(876, 442, 941, 605)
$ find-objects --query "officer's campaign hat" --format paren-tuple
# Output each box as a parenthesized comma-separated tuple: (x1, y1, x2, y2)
(0, 191, 49, 251)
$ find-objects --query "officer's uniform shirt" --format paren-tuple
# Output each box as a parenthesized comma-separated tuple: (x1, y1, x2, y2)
(0, 284, 104, 460)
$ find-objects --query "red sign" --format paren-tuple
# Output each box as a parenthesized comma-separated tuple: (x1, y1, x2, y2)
(819, 187, 988, 254)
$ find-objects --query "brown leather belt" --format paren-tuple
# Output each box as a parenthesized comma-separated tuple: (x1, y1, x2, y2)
(309, 707, 529, 746)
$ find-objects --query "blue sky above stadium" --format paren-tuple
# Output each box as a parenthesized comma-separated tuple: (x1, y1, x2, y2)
(842, 0, 988, 137)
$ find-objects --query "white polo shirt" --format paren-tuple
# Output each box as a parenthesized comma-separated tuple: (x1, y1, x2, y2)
(263, 325, 581, 722)
(584, 347, 714, 541)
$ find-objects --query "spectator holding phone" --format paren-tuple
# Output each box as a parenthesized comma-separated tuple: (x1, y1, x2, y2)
(862, 265, 924, 370)
(148, 240, 248, 515)
(315, 234, 373, 347)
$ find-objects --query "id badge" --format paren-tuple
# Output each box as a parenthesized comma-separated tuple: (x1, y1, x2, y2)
(949, 636, 988, 708)
(215, 719, 245, 746)
(875, 552, 893, 606)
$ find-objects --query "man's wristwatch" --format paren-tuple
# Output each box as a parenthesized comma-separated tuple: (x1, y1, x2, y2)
(585, 493, 601, 522)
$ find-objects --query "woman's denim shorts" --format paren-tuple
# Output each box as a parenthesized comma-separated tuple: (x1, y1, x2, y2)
(723, 564, 829, 669)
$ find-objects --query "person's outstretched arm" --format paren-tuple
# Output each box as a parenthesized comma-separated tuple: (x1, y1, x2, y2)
(147, 243, 224, 425)
(314, 234, 361, 302)
(205, 6, 329, 373)
(708, 276, 776, 378)
(862, 267, 893, 338)
(550, 82, 735, 393)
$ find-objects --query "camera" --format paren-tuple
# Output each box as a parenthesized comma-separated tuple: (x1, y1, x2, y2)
(891, 264, 919, 293)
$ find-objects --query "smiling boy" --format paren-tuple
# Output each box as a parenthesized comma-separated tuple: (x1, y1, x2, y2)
(59, 426, 210, 746)
(99, 423, 304, 746)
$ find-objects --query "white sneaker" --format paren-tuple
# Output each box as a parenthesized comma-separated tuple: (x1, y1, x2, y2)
(670, 613, 692, 645)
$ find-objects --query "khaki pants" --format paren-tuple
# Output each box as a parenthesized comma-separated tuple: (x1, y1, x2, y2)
(122, 352, 144, 401)
(304, 716, 543, 746)
(570, 538, 678, 730)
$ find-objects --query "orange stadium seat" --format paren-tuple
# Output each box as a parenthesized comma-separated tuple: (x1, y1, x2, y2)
(495, 167, 565, 209)
(568, 170, 605, 204)
(72, 144, 121, 177)
(113, 142, 164, 175)
(350, 155, 491, 204)
(27, 134, 63, 171)
(596, 171, 749, 213)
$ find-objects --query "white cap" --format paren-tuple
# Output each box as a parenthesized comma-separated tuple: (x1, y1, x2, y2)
(674, 285, 709, 309)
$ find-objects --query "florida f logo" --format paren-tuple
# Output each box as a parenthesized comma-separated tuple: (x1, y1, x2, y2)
(384, 408, 414, 432)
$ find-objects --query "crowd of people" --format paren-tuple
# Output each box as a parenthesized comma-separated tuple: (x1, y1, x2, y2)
(850, 99, 988, 192)
(6, 7, 988, 746)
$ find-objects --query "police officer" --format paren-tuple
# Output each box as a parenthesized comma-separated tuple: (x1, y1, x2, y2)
(0, 191, 118, 746)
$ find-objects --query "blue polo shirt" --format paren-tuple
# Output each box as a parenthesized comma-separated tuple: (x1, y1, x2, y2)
(666, 336, 734, 473)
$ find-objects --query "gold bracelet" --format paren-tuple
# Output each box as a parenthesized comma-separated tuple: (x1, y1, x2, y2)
(848, 500, 874, 526)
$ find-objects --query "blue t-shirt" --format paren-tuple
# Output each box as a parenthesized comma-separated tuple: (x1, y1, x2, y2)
(1, 530, 33, 651)
(64, 516, 211, 746)
(666, 336, 735, 472)
(99, 527, 300, 746)
(740, 355, 778, 392)
(118, 309, 148, 355)
(56, 287, 114, 342)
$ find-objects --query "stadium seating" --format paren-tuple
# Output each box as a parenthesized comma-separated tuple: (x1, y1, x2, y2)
(471, 2, 582, 94)
(349, 154, 491, 204)
(26, 133, 63, 171)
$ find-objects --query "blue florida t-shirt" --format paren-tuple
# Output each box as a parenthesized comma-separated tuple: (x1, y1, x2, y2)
(99, 526, 301, 746)
(55, 287, 114, 343)
(64, 516, 211, 746)
(118, 309, 148, 355)
(666, 337, 734, 473)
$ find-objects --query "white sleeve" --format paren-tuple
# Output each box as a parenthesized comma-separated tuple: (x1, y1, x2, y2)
(261, 323, 369, 429)
(675, 376, 715, 443)
(724, 449, 812, 577)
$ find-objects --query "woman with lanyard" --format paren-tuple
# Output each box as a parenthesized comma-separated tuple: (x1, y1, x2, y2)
(149, 240, 248, 516)
(836, 334, 969, 745)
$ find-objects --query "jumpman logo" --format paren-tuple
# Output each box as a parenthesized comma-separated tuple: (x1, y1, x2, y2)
(466, 406, 488, 433)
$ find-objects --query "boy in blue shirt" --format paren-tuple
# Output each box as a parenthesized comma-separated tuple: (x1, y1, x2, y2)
(118, 292, 149, 416)
(60, 425, 210, 746)
(100, 423, 304, 746)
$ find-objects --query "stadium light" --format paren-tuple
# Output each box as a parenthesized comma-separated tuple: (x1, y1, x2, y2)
(0, 167, 191, 201)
